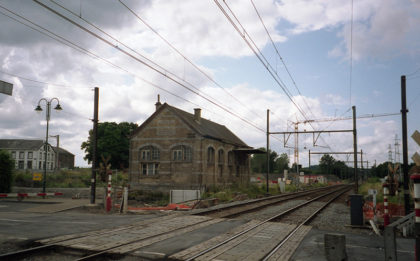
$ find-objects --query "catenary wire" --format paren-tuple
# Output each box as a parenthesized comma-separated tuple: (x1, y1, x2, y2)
(0, 70, 91, 89)
(34, 0, 266, 133)
(117, 0, 262, 120)
(249, 0, 318, 121)
(215, 0, 336, 151)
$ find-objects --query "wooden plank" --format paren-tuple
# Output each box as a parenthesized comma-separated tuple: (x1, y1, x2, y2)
(169, 220, 262, 260)
(55, 215, 212, 251)
(213, 222, 296, 261)
(267, 225, 312, 261)
(113, 218, 224, 254)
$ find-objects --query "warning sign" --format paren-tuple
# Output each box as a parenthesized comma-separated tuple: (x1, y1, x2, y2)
(33, 173, 42, 181)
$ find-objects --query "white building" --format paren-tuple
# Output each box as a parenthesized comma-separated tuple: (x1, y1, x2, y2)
(0, 139, 56, 171)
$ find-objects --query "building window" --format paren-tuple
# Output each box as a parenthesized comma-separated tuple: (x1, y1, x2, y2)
(27, 161, 32, 169)
(218, 149, 224, 165)
(139, 146, 160, 176)
(139, 146, 160, 161)
(172, 145, 192, 161)
(11, 151, 16, 159)
(141, 163, 158, 176)
(39, 162, 42, 169)
(19, 151, 24, 159)
(28, 152, 33, 159)
(18, 160, 24, 169)
(207, 147, 215, 164)
(228, 151, 234, 165)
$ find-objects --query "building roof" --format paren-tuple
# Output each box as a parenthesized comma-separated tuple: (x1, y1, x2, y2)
(0, 139, 45, 150)
(53, 147, 74, 156)
(132, 103, 249, 147)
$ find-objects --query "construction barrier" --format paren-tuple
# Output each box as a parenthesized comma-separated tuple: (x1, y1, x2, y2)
(0, 192, 63, 200)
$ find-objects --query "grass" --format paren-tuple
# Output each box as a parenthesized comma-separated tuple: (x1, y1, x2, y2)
(12, 168, 128, 188)
(359, 177, 404, 204)
(201, 182, 328, 203)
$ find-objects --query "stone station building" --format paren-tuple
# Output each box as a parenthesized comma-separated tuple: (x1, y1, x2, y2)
(129, 99, 260, 191)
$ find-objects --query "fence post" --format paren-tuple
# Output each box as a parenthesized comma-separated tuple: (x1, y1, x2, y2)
(383, 183, 390, 227)
(384, 225, 397, 260)
(410, 174, 420, 260)
(106, 173, 112, 212)
(123, 187, 128, 213)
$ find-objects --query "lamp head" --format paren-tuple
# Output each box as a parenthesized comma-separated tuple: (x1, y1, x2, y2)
(54, 103, 62, 111)
(35, 105, 43, 112)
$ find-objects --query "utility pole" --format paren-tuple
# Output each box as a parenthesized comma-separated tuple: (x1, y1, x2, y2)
(91, 87, 99, 204)
(308, 150, 311, 168)
(266, 109, 269, 194)
(353, 106, 358, 193)
(401, 75, 410, 215)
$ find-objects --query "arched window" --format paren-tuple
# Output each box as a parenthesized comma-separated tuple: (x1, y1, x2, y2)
(139, 145, 160, 161)
(218, 149, 224, 165)
(172, 145, 192, 162)
(207, 147, 215, 164)
(228, 151, 234, 166)
(139, 145, 160, 176)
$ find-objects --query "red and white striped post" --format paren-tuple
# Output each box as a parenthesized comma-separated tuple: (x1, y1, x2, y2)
(411, 174, 420, 260)
(106, 172, 112, 212)
(383, 183, 390, 227)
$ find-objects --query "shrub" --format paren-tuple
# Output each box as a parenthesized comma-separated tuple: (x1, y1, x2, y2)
(0, 150, 14, 193)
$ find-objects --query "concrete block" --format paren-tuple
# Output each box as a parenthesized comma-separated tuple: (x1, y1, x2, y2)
(324, 233, 347, 261)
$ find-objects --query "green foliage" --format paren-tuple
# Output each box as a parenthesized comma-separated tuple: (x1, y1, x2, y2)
(251, 148, 289, 174)
(11, 168, 130, 188)
(202, 183, 280, 202)
(317, 154, 350, 179)
(275, 153, 289, 173)
(319, 154, 335, 174)
(0, 150, 14, 193)
(81, 122, 138, 170)
(129, 190, 169, 206)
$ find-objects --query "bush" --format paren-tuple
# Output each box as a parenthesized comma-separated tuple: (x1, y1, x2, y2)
(0, 150, 14, 193)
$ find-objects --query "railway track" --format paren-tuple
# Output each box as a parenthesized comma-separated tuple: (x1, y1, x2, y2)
(193, 184, 346, 218)
(0, 184, 352, 261)
(181, 185, 351, 261)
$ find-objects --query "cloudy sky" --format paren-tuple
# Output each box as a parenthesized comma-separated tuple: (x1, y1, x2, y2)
(1, 0, 420, 168)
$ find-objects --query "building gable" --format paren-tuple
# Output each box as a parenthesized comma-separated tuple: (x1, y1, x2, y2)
(131, 103, 249, 147)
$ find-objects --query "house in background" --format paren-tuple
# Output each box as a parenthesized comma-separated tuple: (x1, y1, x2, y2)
(129, 97, 260, 191)
(53, 147, 75, 169)
(0, 139, 74, 171)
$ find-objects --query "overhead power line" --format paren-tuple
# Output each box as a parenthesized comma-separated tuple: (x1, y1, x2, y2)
(249, 0, 317, 121)
(33, 0, 266, 133)
(117, 0, 262, 120)
(0, 4, 206, 109)
(0, 69, 90, 89)
(214, 0, 334, 151)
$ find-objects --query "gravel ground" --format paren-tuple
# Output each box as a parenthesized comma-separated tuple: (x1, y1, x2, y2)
(234, 188, 376, 235)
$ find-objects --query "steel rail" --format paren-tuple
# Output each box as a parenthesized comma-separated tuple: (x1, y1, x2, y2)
(262, 185, 351, 260)
(185, 185, 351, 261)
(0, 244, 56, 260)
(194, 184, 342, 217)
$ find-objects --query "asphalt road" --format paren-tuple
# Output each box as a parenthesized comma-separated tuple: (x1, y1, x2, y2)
(0, 200, 160, 254)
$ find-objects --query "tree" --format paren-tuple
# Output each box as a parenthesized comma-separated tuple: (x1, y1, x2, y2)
(81, 122, 138, 170)
(319, 154, 336, 174)
(0, 150, 14, 193)
(275, 153, 289, 174)
(251, 148, 278, 173)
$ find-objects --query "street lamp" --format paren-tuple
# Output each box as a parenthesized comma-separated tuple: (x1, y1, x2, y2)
(35, 98, 62, 194)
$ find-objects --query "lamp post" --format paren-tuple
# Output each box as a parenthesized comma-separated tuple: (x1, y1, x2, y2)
(35, 98, 62, 194)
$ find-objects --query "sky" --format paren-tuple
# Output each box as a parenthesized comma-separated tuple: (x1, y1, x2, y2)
(1, 0, 420, 169)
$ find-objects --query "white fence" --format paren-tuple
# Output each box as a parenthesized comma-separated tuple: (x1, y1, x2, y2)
(170, 190, 201, 204)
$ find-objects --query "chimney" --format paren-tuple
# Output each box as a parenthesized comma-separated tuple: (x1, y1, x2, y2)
(155, 94, 162, 111)
(194, 108, 201, 123)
